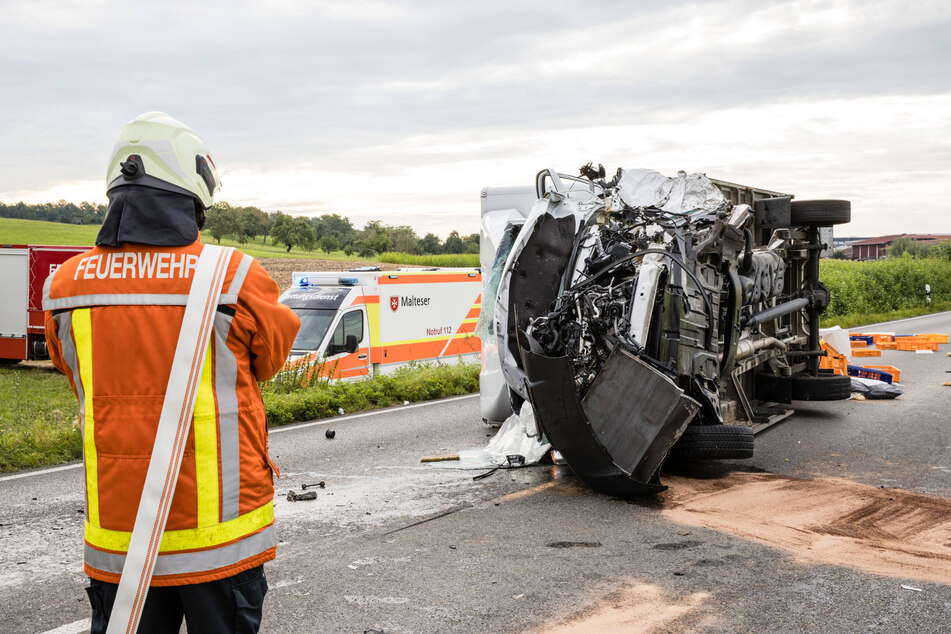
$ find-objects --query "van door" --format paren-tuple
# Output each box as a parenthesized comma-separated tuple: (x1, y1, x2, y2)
(326, 308, 370, 379)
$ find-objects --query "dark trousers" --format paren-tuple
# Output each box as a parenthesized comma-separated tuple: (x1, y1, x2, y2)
(86, 565, 267, 634)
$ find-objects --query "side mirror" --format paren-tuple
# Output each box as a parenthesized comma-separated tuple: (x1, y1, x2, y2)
(345, 334, 359, 354)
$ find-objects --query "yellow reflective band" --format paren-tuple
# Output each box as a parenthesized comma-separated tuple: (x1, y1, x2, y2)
(193, 342, 219, 528)
(366, 300, 380, 347)
(72, 308, 99, 526)
(85, 502, 274, 553)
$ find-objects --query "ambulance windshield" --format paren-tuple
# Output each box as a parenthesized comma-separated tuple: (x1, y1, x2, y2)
(290, 308, 336, 351)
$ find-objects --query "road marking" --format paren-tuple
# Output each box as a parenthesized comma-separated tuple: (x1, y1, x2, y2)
(859, 309, 951, 329)
(0, 462, 82, 482)
(269, 393, 478, 435)
(39, 618, 90, 634)
(0, 394, 480, 482)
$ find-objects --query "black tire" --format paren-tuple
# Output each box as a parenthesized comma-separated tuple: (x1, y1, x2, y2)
(790, 373, 852, 401)
(669, 424, 754, 460)
(790, 199, 851, 226)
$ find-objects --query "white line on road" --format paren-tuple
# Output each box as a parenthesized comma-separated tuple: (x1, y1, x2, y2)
(269, 393, 478, 435)
(0, 462, 82, 482)
(0, 394, 479, 483)
(39, 618, 90, 634)
(859, 310, 951, 329)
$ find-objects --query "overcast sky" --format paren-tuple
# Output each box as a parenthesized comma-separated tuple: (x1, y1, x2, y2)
(1, 0, 949, 237)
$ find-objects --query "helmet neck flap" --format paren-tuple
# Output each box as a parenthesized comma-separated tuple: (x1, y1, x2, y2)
(96, 185, 202, 247)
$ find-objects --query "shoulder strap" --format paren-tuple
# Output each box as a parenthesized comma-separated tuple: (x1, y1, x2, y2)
(107, 245, 234, 634)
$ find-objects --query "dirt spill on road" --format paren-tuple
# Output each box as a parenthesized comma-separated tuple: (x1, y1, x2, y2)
(528, 583, 710, 634)
(663, 472, 951, 585)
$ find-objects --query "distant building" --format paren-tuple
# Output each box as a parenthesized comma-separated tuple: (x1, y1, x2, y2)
(846, 234, 951, 260)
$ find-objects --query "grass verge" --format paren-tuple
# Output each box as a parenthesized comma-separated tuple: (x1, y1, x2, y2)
(0, 361, 480, 473)
(263, 362, 479, 426)
(0, 366, 82, 472)
(378, 252, 480, 268)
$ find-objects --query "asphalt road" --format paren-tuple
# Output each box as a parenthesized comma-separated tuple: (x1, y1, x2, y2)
(2, 313, 951, 633)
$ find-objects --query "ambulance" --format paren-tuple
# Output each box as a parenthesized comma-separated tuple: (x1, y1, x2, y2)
(278, 267, 482, 380)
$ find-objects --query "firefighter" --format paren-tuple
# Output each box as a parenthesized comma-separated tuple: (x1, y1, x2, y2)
(43, 112, 300, 633)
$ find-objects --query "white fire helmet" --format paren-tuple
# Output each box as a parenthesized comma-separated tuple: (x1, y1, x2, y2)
(106, 112, 221, 209)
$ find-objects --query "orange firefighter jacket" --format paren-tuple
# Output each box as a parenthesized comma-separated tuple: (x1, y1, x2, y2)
(43, 240, 300, 586)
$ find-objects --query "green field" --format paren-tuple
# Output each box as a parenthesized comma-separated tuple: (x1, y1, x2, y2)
(0, 217, 374, 262)
(0, 217, 101, 245)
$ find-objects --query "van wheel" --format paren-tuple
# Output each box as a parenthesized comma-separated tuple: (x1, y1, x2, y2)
(790, 373, 852, 401)
(669, 424, 754, 460)
(790, 200, 851, 226)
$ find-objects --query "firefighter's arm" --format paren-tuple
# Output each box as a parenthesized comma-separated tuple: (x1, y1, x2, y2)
(237, 259, 300, 381)
(44, 310, 69, 376)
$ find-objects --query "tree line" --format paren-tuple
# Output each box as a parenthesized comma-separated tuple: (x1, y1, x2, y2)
(203, 203, 478, 256)
(0, 200, 478, 256)
(0, 200, 107, 225)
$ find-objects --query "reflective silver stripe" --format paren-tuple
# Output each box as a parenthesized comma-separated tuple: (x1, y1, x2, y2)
(214, 312, 241, 521)
(43, 292, 239, 311)
(84, 525, 275, 577)
(41, 267, 59, 310)
(226, 254, 254, 298)
(54, 312, 86, 521)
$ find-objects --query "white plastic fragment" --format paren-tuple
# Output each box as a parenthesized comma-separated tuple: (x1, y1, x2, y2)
(900, 584, 923, 592)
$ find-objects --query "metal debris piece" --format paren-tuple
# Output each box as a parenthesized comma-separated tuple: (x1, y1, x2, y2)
(301, 481, 325, 490)
(287, 490, 317, 502)
(506, 454, 526, 467)
(325, 429, 336, 439)
(420, 454, 460, 463)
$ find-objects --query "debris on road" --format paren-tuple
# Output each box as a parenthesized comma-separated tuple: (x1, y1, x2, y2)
(325, 429, 336, 439)
(301, 481, 325, 490)
(850, 377, 903, 399)
(286, 490, 318, 502)
(900, 584, 923, 592)
(420, 454, 460, 463)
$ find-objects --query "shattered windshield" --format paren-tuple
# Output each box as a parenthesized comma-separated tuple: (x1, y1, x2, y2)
(290, 308, 336, 351)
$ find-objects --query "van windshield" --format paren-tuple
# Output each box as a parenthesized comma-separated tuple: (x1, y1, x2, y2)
(290, 308, 336, 352)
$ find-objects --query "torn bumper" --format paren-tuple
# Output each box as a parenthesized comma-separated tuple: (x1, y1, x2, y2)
(521, 345, 699, 497)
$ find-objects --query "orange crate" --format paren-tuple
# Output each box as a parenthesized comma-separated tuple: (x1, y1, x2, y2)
(850, 340, 867, 348)
(917, 333, 949, 344)
(895, 338, 938, 351)
(877, 341, 899, 350)
(871, 334, 895, 344)
(852, 348, 882, 357)
(864, 365, 900, 382)
(819, 341, 848, 375)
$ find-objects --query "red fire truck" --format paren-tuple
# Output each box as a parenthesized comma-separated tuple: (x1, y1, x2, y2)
(0, 244, 88, 363)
